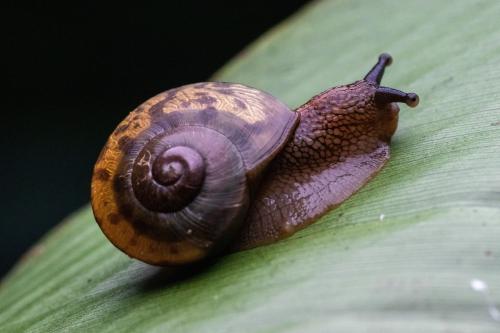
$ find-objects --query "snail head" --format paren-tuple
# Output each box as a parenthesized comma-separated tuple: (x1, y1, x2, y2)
(364, 53, 419, 141)
(305, 53, 419, 144)
(363, 53, 419, 141)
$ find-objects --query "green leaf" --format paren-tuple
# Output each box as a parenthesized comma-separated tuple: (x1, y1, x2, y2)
(2, 0, 500, 331)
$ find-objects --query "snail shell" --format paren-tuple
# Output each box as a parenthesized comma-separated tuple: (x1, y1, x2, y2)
(91, 82, 298, 265)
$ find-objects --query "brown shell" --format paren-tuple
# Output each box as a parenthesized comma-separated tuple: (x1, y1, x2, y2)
(91, 82, 299, 265)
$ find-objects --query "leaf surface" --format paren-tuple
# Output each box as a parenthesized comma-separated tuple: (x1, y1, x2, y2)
(2, 0, 500, 331)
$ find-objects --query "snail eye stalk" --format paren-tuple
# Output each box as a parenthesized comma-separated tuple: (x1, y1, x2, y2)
(375, 87, 419, 107)
(364, 53, 393, 85)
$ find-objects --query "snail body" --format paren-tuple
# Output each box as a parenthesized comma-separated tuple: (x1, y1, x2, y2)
(91, 54, 419, 265)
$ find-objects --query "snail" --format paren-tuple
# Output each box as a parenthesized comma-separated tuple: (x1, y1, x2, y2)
(91, 53, 419, 266)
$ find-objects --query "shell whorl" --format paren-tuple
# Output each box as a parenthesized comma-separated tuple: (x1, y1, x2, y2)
(132, 142, 205, 213)
(110, 124, 250, 264)
(91, 82, 299, 265)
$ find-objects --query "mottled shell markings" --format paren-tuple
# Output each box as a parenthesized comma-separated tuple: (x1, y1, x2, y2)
(91, 82, 298, 265)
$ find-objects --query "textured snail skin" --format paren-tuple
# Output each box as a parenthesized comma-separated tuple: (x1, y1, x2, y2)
(234, 81, 397, 250)
(91, 54, 419, 265)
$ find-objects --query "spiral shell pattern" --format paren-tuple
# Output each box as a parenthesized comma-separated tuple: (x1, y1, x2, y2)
(91, 82, 298, 265)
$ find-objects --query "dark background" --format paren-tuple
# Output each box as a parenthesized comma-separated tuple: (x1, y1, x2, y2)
(2, 1, 310, 278)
